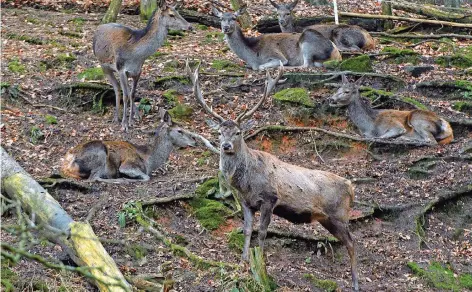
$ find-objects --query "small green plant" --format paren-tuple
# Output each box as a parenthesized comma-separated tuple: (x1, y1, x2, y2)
(44, 115, 57, 125)
(26, 16, 40, 24)
(78, 67, 104, 81)
(211, 59, 242, 71)
(6, 33, 45, 45)
(202, 32, 225, 45)
(195, 176, 219, 197)
(227, 229, 244, 252)
(408, 261, 472, 291)
(69, 17, 86, 26)
(168, 103, 193, 120)
(30, 126, 44, 144)
(138, 98, 152, 115)
(8, 57, 26, 74)
(92, 93, 106, 115)
(197, 24, 208, 30)
(163, 89, 178, 105)
(118, 201, 144, 228)
(56, 53, 76, 63)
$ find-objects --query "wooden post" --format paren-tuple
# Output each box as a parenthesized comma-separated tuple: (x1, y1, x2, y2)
(102, 0, 123, 24)
(249, 247, 274, 291)
(333, 0, 339, 25)
(381, 0, 394, 30)
(140, 0, 158, 21)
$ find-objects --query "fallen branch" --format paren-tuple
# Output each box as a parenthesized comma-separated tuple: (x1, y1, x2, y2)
(15, 89, 66, 112)
(339, 12, 472, 28)
(245, 125, 435, 147)
(181, 129, 219, 154)
(140, 193, 198, 207)
(370, 32, 472, 40)
(390, 0, 472, 24)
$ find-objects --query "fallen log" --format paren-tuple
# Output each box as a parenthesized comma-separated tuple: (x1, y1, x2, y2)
(391, 0, 472, 23)
(371, 32, 472, 40)
(177, 8, 220, 28)
(0, 147, 130, 292)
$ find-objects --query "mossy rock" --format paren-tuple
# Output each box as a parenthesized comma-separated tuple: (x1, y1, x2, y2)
(303, 274, 338, 292)
(154, 75, 190, 90)
(273, 88, 314, 107)
(227, 228, 244, 252)
(408, 261, 472, 291)
(211, 59, 242, 71)
(452, 101, 472, 114)
(78, 67, 104, 81)
(168, 102, 193, 120)
(381, 47, 421, 65)
(189, 198, 231, 230)
(195, 177, 219, 197)
(323, 60, 341, 70)
(401, 97, 428, 110)
(339, 55, 372, 72)
(360, 87, 394, 100)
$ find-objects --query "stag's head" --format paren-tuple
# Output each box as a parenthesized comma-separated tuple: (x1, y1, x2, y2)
(186, 60, 284, 155)
(212, 6, 246, 34)
(159, 1, 193, 31)
(328, 75, 363, 107)
(269, 0, 299, 29)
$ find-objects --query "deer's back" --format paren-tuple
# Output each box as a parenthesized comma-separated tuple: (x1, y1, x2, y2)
(93, 24, 136, 64)
(308, 24, 374, 50)
(257, 33, 302, 60)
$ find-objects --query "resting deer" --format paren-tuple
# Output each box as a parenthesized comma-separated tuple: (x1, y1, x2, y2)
(93, 1, 193, 131)
(269, 0, 375, 51)
(328, 75, 453, 144)
(61, 110, 195, 182)
(212, 6, 341, 70)
(186, 60, 359, 291)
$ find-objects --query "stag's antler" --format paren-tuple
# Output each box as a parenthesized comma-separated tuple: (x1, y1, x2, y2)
(268, 0, 280, 8)
(235, 62, 284, 124)
(186, 59, 225, 123)
(287, 0, 299, 10)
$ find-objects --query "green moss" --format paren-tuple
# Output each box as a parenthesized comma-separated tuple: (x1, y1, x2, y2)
(382, 46, 417, 56)
(154, 75, 190, 89)
(195, 177, 219, 197)
(168, 103, 193, 120)
(125, 244, 148, 260)
(339, 55, 372, 72)
(6, 33, 45, 45)
(69, 17, 86, 26)
(211, 59, 242, 71)
(1, 261, 18, 291)
(402, 97, 428, 110)
(360, 87, 394, 100)
(30, 126, 44, 144)
(56, 53, 76, 63)
(436, 54, 472, 69)
(452, 101, 472, 114)
(59, 30, 81, 38)
(32, 280, 49, 291)
(26, 16, 40, 24)
(202, 32, 225, 45)
(274, 88, 314, 107)
(8, 57, 26, 74)
(163, 89, 178, 105)
(168, 29, 185, 37)
(227, 229, 244, 252)
(408, 261, 472, 291)
(196, 24, 208, 30)
(78, 67, 104, 81)
(163, 60, 180, 73)
(323, 60, 341, 70)
(303, 274, 338, 292)
(150, 51, 167, 59)
(44, 115, 57, 125)
(189, 198, 231, 230)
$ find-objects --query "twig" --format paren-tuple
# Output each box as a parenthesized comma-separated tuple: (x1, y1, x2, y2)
(371, 32, 472, 40)
(407, 39, 456, 52)
(140, 193, 198, 207)
(181, 129, 219, 154)
(245, 125, 435, 147)
(17, 91, 66, 112)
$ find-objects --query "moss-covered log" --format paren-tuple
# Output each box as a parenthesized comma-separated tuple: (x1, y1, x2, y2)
(140, 0, 157, 21)
(102, 0, 123, 24)
(391, 0, 472, 23)
(0, 147, 130, 292)
(177, 9, 220, 28)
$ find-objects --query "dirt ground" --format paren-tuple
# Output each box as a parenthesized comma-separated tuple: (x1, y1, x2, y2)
(1, 3, 471, 292)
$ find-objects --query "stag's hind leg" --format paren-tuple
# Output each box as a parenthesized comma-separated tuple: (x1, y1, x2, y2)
(102, 66, 121, 123)
(319, 218, 359, 292)
(118, 161, 150, 181)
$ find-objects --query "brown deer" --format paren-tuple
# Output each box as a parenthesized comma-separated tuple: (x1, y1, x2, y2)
(93, 1, 193, 131)
(328, 75, 453, 144)
(212, 6, 341, 70)
(61, 110, 195, 182)
(269, 0, 375, 51)
(186, 60, 359, 291)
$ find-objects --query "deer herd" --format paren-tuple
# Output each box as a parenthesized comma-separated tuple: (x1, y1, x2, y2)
(61, 1, 455, 290)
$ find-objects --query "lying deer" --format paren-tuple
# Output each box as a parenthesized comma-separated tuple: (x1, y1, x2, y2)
(186, 60, 359, 291)
(61, 110, 195, 182)
(212, 6, 341, 70)
(93, 1, 193, 131)
(269, 0, 375, 51)
(328, 75, 453, 144)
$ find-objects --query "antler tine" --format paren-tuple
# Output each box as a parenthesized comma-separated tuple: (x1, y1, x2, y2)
(236, 62, 284, 124)
(268, 0, 280, 8)
(186, 59, 225, 123)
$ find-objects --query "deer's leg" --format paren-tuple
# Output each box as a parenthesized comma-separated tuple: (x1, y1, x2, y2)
(319, 218, 359, 292)
(102, 67, 121, 123)
(241, 201, 255, 261)
(129, 72, 141, 125)
(118, 71, 130, 131)
(259, 59, 287, 71)
(378, 126, 407, 139)
(118, 162, 150, 181)
(257, 195, 277, 255)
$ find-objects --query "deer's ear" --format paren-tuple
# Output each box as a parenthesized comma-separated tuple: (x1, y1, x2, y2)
(341, 74, 348, 84)
(287, 0, 299, 10)
(162, 111, 172, 125)
(234, 5, 247, 17)
(206, 119, 220, 130)
(212, 6, 223, 18)
(240, 119, 255, 132)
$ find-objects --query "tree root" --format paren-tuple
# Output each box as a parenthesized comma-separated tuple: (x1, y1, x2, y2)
(140, 193, 198, 207)
(38, 177, 90, 192)
(244, 125, 435, 147)
(371, 33, 472, 40)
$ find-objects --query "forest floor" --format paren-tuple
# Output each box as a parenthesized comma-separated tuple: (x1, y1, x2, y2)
(1, 1, 472, 291)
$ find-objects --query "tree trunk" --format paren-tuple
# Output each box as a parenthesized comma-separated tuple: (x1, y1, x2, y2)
(0, 147, 130, 292)
(102, 0, 123, 24)
(230, 0, 252, 29)
(391, 0, 472, 23)
(140, 0, 158, 21)
(381, 0, 394, 30)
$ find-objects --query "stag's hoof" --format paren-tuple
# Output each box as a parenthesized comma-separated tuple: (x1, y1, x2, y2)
(112, 115, 120, 123)
(120, 122, 129, 132)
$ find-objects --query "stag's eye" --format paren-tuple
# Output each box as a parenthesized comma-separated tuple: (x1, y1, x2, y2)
(236, 131, 241, 136)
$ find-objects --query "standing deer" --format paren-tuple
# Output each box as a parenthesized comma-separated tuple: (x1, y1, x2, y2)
(61, 110, 195, 182)
(212, 6, 341, 70)
(269, 0, 375, 51)
(93, 1, 193, 131)
(328, 75, 453, 144)
(186, 61, 359, 291)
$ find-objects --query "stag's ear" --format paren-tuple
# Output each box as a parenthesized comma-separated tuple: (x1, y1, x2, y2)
(234, 5, 247, 17)
(206, 119, 220, 130)
(212, 6, 223, 18)
(287, 0, 299, 10)
(341, 74, 348, 84)
(162, 111, 173, 125)
(268, 0, 280, 9)
(240, 119, 255, 132)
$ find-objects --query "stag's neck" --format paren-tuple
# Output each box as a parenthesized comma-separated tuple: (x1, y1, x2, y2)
(133, 12, 168, 60)
(281, 23, 295, 33)
(146, 135, 174, 174)
(225, 27, 259, 67)
(347, 94, 378, 135)
(220, 142, 253, 192)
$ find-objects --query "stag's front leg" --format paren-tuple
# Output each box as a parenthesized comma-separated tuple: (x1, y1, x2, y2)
(241, 201, 255, 261)
(259, 59, 287, 71)
(258, 194, 277, 255)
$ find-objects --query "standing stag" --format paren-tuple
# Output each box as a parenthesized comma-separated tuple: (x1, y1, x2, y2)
(212, 6, 341, 70)
(186, 61, 359, 291)
(61, 110, 195, 182)
(328, 75, 453, 144)
(269, 0, 375, 51)
(93, 1, 193, 131)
